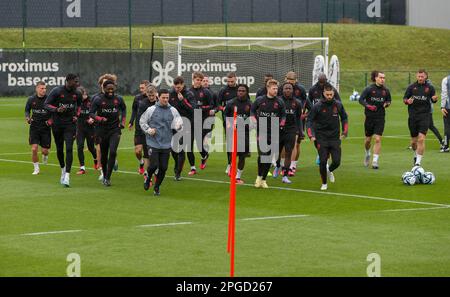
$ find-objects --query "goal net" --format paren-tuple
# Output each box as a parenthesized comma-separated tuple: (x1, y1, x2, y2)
(152, 36, 329, 94)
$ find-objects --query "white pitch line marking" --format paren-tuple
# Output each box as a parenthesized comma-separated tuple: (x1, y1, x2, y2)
(22, 229, 83, 236)
(1, 158, 449, 209)
(379, 206, 450, 213)
(240, 214, 310, 221)
(137, 222, 193, 228)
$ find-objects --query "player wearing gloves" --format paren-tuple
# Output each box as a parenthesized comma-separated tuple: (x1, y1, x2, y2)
(359, 71, 391, 169)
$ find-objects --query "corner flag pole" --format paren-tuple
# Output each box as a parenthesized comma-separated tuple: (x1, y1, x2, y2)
(227, 106, 238, 277)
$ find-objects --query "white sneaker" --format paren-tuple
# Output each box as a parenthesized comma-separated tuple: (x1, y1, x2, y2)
(320, 184, 328, 191)
(60, 167, 66, 184)
(42, 155, 48, 165)
(364, 154, 370, 167)
(32, 168, 40, 175)
(327, 169, 335, 183)
(98, 171, 104, 181)
(62, 173, 70, 187)
(225, 164, 231, 175)
(282, 176, 292, 184)
(254, 176, 262, 188)
(261, 180, 269, 189)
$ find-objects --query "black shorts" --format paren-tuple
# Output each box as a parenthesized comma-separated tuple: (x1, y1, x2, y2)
(29, 126, 51, 149)
(134, 133, 146, 146)
(365, 117, 385, 137)
(280, 131, 296, 153)
(408, 114, 430, 137)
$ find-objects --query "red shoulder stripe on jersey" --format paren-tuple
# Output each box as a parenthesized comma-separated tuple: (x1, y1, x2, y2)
(183, 99, 193, 109)
(307, 128, 313, 138)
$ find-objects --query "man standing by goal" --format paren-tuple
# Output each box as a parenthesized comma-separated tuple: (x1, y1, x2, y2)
(44, 74, 82, 187)
(307, 83, 348, 191)
(25, 81, 52, 175)
(359, 71, 391, 169)
(403, 69, 437, 166)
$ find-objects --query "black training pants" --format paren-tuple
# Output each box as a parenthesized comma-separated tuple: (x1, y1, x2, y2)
(316, 139, 341, 184)
(147, 147, 171, 189)
(99, 130, 121, 180)
(52, 124, 76, 173)
(77, 124, 97, 167)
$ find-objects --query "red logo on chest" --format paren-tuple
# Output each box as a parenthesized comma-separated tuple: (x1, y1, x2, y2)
(113, 99, 119, 106)
(199, 92, 204, 98)
(274, 102, 279, 109)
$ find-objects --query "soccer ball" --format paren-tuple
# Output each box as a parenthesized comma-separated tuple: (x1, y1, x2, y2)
(411, 166, 425, 184)
(402, 172, 416, 186)
(349, 90, 360, 101)
(422, 172, 435, 184)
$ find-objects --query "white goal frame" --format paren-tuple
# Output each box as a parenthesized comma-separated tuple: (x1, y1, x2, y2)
(154, 35, 329, 93)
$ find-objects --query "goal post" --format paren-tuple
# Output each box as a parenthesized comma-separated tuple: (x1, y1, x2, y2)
(152, 36, 329, 94)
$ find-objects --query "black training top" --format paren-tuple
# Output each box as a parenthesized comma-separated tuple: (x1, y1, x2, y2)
(89, 93, 126, 132)
(251, 95, 287, 136)
(403, 81, 436, 116)
(44, 86, 82, 126)
(359, 84, 392, 119)
(129, 93, 148, 126)
(307, 98, 348, 141)
(169, 87, 196, 120)
(280, 95, 303, 135)
(25, 94, 51, 128)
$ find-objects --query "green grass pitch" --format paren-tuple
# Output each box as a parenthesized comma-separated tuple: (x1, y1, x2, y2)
(0, 94, 449, 276)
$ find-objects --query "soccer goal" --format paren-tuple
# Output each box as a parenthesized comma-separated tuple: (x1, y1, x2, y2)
(151, 36, 329, 94)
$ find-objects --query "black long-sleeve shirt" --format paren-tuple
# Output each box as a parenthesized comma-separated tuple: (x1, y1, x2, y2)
(77, 97, 94, 127)
(25, 94, 51, 128)
(256, 86, 267, 98)
(169, 87, 196, 120)
(307, 98, 348, 141)
(189, 86, 215, 119)
(359, 84, 392, 119)
(403, 81, 436, 116)
(44, 86, 82, 125)
(218, 85, 238, 110)
(129, 93, 148, 126)
(280, 95, 303, 135)
(89, 93, 126, 133)
(251, 95, 286, 136)
(135, 98, 156, 136)
(308, 83, 341, 107)
(225, 97, 252, 127)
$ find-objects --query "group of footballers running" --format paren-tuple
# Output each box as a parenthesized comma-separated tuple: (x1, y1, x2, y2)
(25, 68, 444, 194)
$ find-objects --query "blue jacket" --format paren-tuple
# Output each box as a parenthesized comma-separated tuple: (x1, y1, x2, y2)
(139, 101, 183, 149)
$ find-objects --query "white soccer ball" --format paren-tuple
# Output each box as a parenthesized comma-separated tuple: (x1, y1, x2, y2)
(402, 171, 416, 186)
(411, 166, 425, 184)
(349, 90, 360, 101)
(422, 172, 435, 184)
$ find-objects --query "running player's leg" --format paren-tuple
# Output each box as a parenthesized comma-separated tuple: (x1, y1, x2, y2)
(63, 125, 76, 174)
(317, 141, 329, 186)
(155, 149, 170, 189)
(52, 126, 65, 169)
(76, 126, 86, 170)
(429, 114, 443, 145)
(106, 133, 121, 181)
(147, 148, 160, 178)
(86, 130, 97, 164)
(100, 136, 109, 179)
(328, 141, 342, 173)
